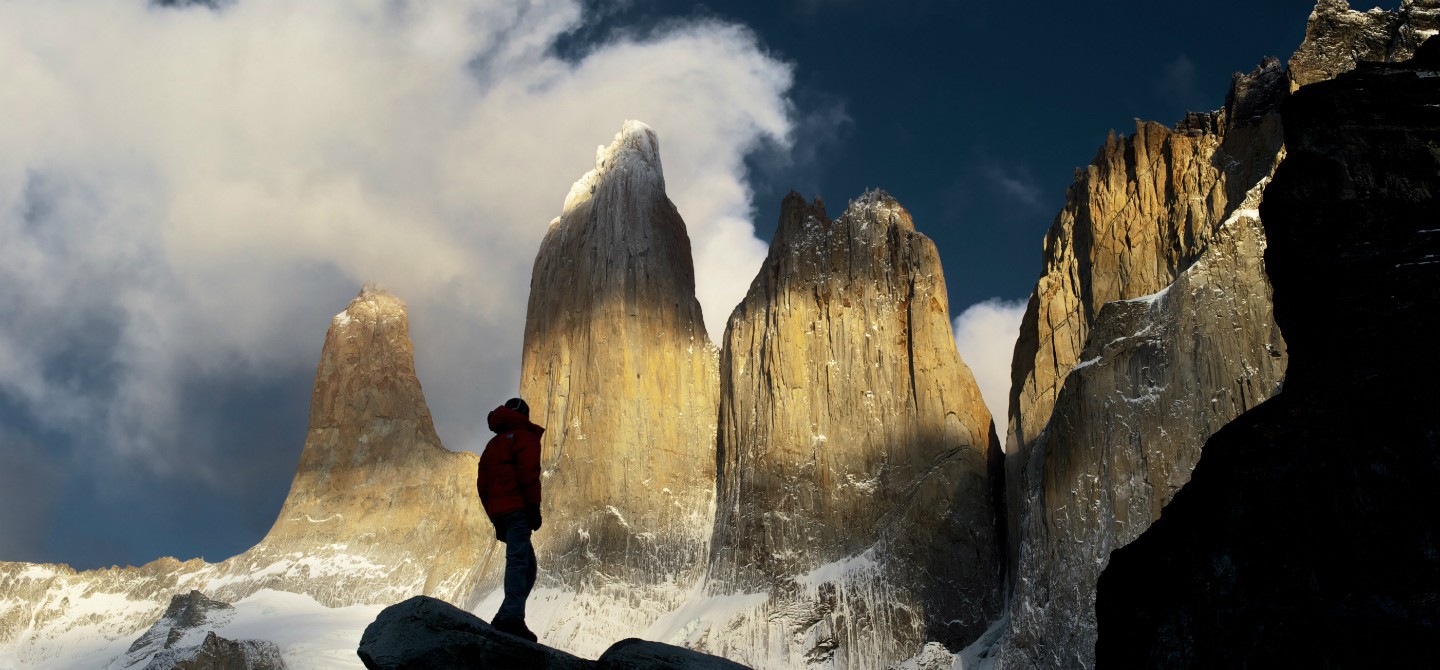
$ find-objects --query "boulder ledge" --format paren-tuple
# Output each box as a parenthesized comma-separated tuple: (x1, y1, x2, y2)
(357, 596, 751, 669)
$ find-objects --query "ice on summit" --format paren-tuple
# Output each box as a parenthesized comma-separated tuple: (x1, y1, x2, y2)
(560, 120, 666, 218)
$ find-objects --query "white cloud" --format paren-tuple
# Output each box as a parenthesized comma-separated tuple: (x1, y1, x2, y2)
(952, 298, 1027, 428)
(0, 0, 792, 479)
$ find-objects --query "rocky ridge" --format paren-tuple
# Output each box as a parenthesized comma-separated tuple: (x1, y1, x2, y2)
(519, 121, 722, 651)
(117, 590, 285, 670)
(1003, 56, 1286, 491)
(699, 192, 1002, 668)
(1096, 38, 1440, 666)
(995, 174, 1287, 669)
(1288, 0, 1439, 89)
(994, 56, 1290, 670)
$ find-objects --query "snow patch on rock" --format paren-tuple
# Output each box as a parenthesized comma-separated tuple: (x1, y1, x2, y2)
(561, 120, 664, 217)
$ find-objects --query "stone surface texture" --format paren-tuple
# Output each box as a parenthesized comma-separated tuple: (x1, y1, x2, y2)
(1287, 0, 1439, 90)
(357, 596, 753, 670)
(598, 638, 752, 670)
(1096, 39, 1440, 667)
(994, 51, 1293, 670)
(519, 121, 721, 648)
(994, 5, 1440, 668)
(702, 192, 1003, 669)
(117, 590, 286, 670)
(359, 595, 592, 670)
(995, 176, 1287, 669)
(241, 286, 497, 606)
(1004, 57, 1286, 488)
(160, 632, 287, 670)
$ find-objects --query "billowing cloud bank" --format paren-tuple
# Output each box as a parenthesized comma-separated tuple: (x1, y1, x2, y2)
(953, 298, 1026, 429)
(0, 0, 790, 563)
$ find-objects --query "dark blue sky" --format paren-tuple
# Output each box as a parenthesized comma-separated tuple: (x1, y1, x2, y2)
(572, 0, 1316, 311)
(2, 0, 1323, 572)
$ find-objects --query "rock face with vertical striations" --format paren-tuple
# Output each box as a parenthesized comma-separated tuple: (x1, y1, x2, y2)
(1003, 57, 1287, 496)
(221, 285, 498, 607)
(993, 57, 1291, 670)
(1287, 0, 1439, 90)
(699, 191, 1003, 669)
(519, 121, 721, 650)
(995, 179, 1289, 669)
(993, 4, 1440, 668)
(1096, 39, 1440, 666)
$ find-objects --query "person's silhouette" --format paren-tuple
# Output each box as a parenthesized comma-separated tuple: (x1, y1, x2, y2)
(476, 397, 544, 642)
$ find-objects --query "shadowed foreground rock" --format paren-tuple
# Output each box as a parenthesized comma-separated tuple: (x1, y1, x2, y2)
(357, 596, 751, 669)
(597, 638, 751, 670)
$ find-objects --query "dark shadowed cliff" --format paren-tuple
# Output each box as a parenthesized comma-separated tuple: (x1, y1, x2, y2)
(1095, 37, 1440, 668)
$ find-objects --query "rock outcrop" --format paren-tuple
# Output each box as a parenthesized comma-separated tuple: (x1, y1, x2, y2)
(1287, 0, 1439, 89)
(160, 632, 285, 670)
(357, 596, 751, 670)
(358, 596, 591, 670)
(699, 192, 1002, 668)
(997, 176, 1288, 669)
(519, 121, 721, 649)
(597, 638, 751, 670)
(118, 590, 285, 670)
(1095, 38, 1440, 666)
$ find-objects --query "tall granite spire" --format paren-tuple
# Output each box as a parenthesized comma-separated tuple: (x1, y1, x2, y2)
(700, 191, 1003, 669)
(519, 121, 721, 650)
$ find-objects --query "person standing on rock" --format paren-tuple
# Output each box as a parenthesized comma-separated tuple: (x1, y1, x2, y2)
(477, 397, 544, 642)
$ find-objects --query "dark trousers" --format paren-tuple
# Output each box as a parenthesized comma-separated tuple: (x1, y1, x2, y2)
(492, 510, 536, 624)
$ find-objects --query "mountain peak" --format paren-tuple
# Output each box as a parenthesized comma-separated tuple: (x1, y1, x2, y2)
(331, 284, 404, 330)
(248, 285, 493, 604)
(311, 286, 429, 432)
(843, 188, 914, 230)
(561, 120, 664, 217)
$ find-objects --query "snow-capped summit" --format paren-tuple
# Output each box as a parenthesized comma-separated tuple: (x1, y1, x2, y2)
(111, 590, 285, 670)
(561, 119, 666, 218)
(520, 119, 720, 653)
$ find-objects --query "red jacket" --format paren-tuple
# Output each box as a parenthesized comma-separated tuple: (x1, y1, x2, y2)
(477, 405, 544, 519)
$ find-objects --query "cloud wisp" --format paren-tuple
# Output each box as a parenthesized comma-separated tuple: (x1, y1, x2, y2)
(1154, 54, 1206, 113)
(952, 298, 1027, 429)
(0, 0, 792, 566)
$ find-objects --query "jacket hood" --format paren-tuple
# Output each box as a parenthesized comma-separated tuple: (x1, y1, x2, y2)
(488, 405, 544, 435)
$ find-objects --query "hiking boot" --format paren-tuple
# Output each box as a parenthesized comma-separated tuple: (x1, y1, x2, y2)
(492, 618, 538, 643)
